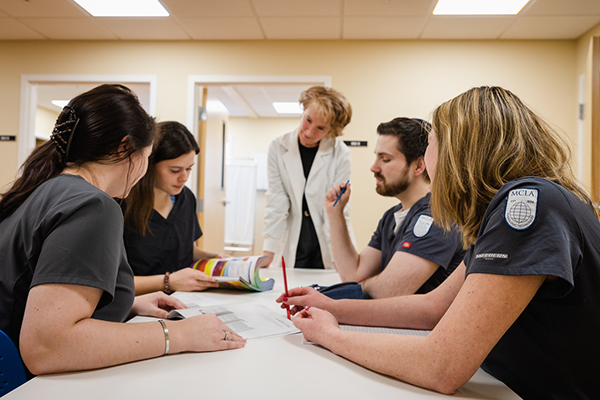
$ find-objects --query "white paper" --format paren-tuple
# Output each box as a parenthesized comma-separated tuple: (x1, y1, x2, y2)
(339, 325, 430, 336)
(168, 302, 299, 340)
(170, 291, 229, 308)
(303, 325, 429, 345)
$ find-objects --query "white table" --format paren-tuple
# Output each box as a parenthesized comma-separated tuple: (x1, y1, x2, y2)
(5, 269, 520, 399)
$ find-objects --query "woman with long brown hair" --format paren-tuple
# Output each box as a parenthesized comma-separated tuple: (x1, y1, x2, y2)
(281, 86, 600, 398)
(0, 85, 244, 379)
(123, 121, 223, 296)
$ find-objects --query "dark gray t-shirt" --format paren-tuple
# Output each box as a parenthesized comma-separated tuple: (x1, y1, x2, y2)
(0, 175, 135, 351)
(464, 177, 600, 399)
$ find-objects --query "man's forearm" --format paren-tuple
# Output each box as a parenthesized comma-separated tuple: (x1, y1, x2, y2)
(328, 209, 360, 281)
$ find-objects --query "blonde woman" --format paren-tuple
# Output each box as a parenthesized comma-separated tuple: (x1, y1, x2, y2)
(263, 86, 355, 269)
(282, 86, 600, 398)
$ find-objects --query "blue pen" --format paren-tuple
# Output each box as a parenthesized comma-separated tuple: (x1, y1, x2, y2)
(333, 180, 350, 207)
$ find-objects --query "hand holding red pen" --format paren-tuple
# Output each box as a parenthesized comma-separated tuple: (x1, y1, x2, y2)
(281, 257, 291, 320)
(275, 286, 333, 316)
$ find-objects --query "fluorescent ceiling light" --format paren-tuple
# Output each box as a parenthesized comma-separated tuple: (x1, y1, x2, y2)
(433, 0, 530, 15)
(206, 100, 229, 114)
(73, 0, 169, 17)
(273, 102, 303, 114)
(51, 100, 70, 108)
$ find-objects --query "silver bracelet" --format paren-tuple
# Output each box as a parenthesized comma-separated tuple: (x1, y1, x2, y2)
(158, 319, 170, 355)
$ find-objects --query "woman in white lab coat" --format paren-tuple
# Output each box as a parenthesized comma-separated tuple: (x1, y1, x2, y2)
(262, 86, 355, 269)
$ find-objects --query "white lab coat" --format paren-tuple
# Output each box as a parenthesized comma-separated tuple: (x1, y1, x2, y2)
(263, 129, 356, 269)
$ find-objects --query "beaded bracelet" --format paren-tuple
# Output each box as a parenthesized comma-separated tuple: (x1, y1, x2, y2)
(164, 272, 173, 294)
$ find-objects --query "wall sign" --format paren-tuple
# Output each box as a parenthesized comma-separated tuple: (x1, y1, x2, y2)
(343, 140, 367, 147)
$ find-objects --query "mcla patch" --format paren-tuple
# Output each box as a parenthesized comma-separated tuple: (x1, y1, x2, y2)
(504, 188, 538, 230)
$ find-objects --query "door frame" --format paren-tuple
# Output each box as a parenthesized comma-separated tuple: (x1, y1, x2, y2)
(18, 74, 157, 169)
(186, 75, 332, 252)
(185, 75, 331, 194)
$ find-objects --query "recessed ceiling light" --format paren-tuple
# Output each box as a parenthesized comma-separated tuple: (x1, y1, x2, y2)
(273, 102, 303, 114)
(207, 100, 229, 114)
(73, 0, 169, 17)
(433, 0, 530, 15)
(51, 100, 70, 108)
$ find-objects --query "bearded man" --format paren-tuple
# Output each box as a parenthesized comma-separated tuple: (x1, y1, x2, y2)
(323, 118, 465, 299)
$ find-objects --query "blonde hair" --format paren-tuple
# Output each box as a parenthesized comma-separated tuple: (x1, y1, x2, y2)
(299, 86, 352, 137)
(430, 86, 598, 248)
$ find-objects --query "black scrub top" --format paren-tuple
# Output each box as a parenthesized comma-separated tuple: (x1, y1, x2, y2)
(123, 186, 202, 275)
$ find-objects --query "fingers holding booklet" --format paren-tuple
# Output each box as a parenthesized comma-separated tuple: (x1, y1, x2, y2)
(191, 255, 274, 291)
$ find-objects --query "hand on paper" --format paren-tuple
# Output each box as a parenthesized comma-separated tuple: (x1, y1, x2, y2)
(131, 291, 187, 319)
(293, 307, 340, 346)
(325, 181, 351, 213)
(170, 268, 219, 292)
(262, 251, 275, 267)
(276, 286, 333, 315)
(179, 314, 246, 352)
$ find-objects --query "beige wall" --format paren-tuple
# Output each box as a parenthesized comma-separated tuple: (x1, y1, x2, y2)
(0, 39, 579, 249)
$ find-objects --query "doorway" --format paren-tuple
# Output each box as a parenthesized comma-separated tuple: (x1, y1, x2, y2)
(188, 76, 331, 255)
(18, 75, 157, 169)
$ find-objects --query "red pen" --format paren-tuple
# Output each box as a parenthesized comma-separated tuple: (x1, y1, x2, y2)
(282, 256, 291, 320)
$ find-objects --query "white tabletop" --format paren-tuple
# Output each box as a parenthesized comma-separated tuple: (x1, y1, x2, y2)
(5, 269, 520, 400)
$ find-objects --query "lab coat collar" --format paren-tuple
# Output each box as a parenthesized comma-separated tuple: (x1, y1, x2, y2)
(281, 128, 335, 201)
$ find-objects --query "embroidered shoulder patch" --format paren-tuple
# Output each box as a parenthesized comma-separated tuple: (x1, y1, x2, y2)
(413, 215, 434, 238)
(504, 188, 538, 230)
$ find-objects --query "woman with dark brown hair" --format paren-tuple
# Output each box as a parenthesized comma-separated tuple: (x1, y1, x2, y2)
(123, 121, 223, 296)
(0, 85, 244, 379)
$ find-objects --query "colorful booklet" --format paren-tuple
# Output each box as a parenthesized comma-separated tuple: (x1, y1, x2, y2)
(191, 255, 274, 292)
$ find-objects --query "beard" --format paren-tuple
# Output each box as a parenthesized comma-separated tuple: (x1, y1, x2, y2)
(374, 167, 410, 197)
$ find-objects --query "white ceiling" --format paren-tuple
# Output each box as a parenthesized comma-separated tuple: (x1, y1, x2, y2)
(16, 0, 600, 119)
(1, 0, 600, 41)
(36, 81, 318, 119)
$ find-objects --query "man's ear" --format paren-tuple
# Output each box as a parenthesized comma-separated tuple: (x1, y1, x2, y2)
(413, 156, 427, 177)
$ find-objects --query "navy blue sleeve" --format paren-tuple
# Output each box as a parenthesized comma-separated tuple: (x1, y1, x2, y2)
(367, 213, 386, 251)
(396, 213, 464, 270)
(465, 180, 580, 298)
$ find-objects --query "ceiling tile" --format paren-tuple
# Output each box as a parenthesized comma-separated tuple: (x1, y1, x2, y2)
(177, 17, 263, 39)
(0, 17, 46, 39)
(501, 16, 600, 39)
(261, 84, 312, 101)
(421, 16, 515, 39)
(96, 18, 190, 40)
(344, 0, 434, 17)
(261, 17, 340, 39)
(0, 0, 86, 17)
(19, 18, 118, 40)
(161, 0, 254, 17)
(252, 0, 341, 17)
(344, 16, 427, 39)
(523, 0, 600, 16)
